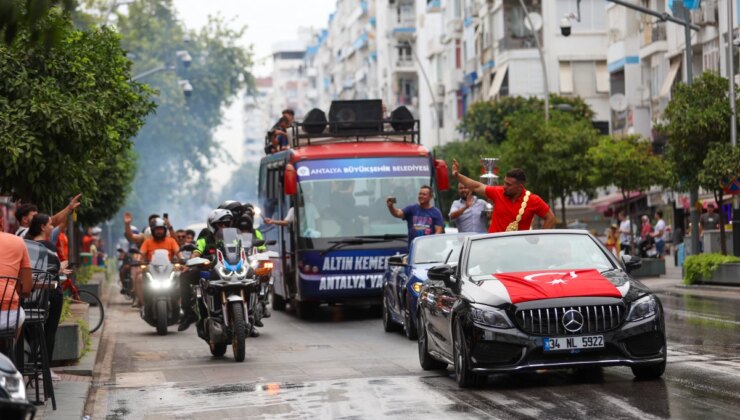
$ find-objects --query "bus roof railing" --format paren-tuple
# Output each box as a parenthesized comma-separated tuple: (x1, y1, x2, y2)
(285, 119, 421, 148)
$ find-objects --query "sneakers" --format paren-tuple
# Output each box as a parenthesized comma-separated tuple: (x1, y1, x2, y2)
(250, 328, 260, 337)
(263, 306, 272, 319)
(131, 299, 142, 308)
(254, 318, 264, 327)
(178, 314, 197, 332)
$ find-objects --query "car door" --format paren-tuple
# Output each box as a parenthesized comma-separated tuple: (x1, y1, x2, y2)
(435, 274, 460, 358)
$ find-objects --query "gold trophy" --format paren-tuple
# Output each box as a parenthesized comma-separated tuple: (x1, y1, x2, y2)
(479, 157, 499, 218)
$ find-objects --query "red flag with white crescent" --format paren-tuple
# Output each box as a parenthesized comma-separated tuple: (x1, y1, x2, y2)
(494, 269, 621, 304)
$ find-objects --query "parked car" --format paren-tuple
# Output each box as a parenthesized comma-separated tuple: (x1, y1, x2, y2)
(416, 230, 666, 387)
(0, 352, 36, 419)
(382, 233, 473, 339)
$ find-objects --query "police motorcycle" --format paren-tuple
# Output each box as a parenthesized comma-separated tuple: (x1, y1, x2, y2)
(251, 249, 276, 328)
(139, 249, 182, 335)
(187, 228, 267, 362)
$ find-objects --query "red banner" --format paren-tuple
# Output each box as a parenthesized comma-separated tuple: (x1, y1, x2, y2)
(494, 269, 622, 304)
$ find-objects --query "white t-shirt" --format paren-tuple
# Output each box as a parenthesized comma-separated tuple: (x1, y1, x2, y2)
(654, 219, 666, 241)
(619, 219, 631, 245)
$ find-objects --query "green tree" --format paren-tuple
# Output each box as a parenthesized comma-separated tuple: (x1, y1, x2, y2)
(698, 143, 740, 255)
(587, 136, 671, 252)
(501, 109, 600, 225)
(0, 0, 76, 45)
(459, 94, 594, 145)
(433, 139, 500, 217)
(0, 11, 155, 224)
(660, 72, 736, 252)
(110, 0, 253, 226)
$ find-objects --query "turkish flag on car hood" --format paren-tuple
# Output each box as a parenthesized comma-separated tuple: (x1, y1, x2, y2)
(493, 269, 622, 304)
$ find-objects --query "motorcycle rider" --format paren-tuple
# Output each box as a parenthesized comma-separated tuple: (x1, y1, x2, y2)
(235, 214, 269, 330)
(134, 218, 183, 307)
(177, 209, 232, 331)
(118, 226, 140, 296)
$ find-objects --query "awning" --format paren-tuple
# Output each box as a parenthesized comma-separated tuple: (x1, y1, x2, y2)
(659, 59, 681, 98)
(487, 63, 509, 99)
(590, 191, 644, 213)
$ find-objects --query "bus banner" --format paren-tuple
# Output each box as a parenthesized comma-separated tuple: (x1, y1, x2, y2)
(298, 248, 405, 298)
(295, 157, 430, 181)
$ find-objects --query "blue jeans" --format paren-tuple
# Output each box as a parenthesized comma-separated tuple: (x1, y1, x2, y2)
(655, 239, 665, 256)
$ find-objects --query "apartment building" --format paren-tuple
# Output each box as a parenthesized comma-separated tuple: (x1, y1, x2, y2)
(242, 77, 273, 162)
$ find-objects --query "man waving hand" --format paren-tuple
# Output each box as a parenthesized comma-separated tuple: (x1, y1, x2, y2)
(451, 159, 556, 233)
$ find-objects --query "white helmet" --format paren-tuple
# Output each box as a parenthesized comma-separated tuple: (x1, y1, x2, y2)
(207, 209, 233, 233)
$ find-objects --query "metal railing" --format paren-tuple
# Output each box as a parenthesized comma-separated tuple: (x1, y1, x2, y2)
(641, 21, 667, 47)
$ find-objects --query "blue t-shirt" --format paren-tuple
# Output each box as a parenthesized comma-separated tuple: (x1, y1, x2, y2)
(402, 204, 444, 242)
(277, 133, 289, 147)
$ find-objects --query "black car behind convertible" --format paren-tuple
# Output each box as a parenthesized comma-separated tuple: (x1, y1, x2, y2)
(417, 230, 666, 387)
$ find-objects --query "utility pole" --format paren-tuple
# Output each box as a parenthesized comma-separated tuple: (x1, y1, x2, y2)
(517, 0, 549, 121)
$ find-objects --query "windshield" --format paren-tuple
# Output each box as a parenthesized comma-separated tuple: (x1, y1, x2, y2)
(295, 157, 431, 239)
(215, 228, 243, 265)
(413, 234, 471, 264)
(466, 234, 615, 276)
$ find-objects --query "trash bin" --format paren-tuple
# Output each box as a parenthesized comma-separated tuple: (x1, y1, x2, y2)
(79, 252, 93, 266)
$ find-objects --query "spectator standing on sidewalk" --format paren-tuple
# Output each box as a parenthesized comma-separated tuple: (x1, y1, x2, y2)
(386, 185, 444, 244)
(14, 194, 82, 238)
(640, 215, 652, 240)
(618, 212, 632, 254)
(448, 182, 488, 233)
(651, 210, 667, 259)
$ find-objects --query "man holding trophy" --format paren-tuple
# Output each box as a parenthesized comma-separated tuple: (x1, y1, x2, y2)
(451, 158, 557, 233)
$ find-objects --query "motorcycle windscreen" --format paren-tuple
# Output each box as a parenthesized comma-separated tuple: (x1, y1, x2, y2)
(215, 228, 244, 265)
(149, 249, 173, 275)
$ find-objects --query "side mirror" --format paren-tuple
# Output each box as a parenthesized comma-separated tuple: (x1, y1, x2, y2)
(186, 257, 210, 267)
(388, 254, 408, 266)
(434, 159, 450, 191)
(284, 164, 297, 195)
(622, 255, 642, 273)
(265, 240, 277, 246)
(428, 264, 456, 287)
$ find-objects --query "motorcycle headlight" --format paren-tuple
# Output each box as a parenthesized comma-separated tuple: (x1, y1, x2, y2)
(411, 282, 423, 293)
(0, 371, 25, 401)
(250, 259, 259, 269)
(627, 295, 657, 322)
(236, 265, 248, 277)
(217, 266, 234, 278)
(470, 304, 513, 329)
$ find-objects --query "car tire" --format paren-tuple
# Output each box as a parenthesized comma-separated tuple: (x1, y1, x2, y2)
(631, 360, 666, 380)
(418, 314, 446, 371)
(454, 321, 486, 388)
(293, 299, 316, 320)
(403, 297, 417, 340)
(382, 294, 400, 332)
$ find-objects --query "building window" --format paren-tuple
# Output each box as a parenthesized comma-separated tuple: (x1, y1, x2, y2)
(703, 39, 720, 73)
(457, 90, 464, 119)
(558, 60, 608, 97)
(455, 40, 462, 68)
(502, 0, 542, 50)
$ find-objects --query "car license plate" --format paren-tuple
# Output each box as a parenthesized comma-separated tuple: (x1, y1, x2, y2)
(543, 335, 604, 351)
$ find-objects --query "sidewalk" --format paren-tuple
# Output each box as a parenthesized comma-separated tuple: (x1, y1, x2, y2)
(34, 271, 110, 420)
(637, 257, 740, 301)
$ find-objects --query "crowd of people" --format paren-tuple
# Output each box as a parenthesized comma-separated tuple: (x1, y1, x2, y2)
(0, 194, 82, 381)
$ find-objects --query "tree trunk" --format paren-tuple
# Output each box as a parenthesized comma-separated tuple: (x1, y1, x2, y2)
(560, 195, 567, 229)
(690, 187, 700, 256)
(717, 190, 726, 255)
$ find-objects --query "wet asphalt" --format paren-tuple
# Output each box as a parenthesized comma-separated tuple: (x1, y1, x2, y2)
(88, 283, 740, 419)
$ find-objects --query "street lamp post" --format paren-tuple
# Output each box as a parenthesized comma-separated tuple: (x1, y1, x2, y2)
(405, 40, 442, 148)
(517, 0, 549, 121)
(727, 0, 740, 257)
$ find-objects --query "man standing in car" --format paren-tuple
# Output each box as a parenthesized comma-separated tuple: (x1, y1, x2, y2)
(449, 182, 488, 233)
(451, 159, 556, 232)
(386, 185, 444, 243)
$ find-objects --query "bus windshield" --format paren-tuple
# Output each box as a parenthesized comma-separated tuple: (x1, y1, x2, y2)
(295, 157, 431, 239)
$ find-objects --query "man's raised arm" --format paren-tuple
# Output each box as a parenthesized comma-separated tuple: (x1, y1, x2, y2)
(451, 159, 487, 197)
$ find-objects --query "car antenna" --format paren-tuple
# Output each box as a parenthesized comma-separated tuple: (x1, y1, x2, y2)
(443, 248, 454, 265)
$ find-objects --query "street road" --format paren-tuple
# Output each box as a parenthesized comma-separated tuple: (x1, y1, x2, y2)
(88, 283, 740, 419)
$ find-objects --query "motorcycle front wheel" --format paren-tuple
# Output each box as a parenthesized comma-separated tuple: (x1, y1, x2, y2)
(230, 302, 247, 362)
(156, 300, 168, 336)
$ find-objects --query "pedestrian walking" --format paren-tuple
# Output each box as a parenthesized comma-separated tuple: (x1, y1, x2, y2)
(450, 160, 556, 233)
(386, 185, 444, 243)
(449, 182, 488, 233)
(618, 211, 631, 254)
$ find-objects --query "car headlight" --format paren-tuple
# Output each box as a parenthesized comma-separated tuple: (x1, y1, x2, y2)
(411, 282, 422, 293)
(0, 371, 26, 401)
(470, 304, 513, 329)
(627, 295, 657, 322)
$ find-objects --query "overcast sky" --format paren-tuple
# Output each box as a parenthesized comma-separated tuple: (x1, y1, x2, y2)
(174, 0, 336, 190)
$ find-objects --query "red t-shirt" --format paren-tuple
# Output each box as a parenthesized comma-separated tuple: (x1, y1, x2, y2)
(139, 237, 180, 262)
(56, 232, 69, 262)
(0, 232, 31, 310)
(484, 186, 550, 233)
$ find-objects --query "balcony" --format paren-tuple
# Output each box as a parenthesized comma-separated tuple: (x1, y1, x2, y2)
(500, 0, 542, 51)
(394, 55, 415, 73)
(641, 21, 667, 47)
(639, 21, 668, 58)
